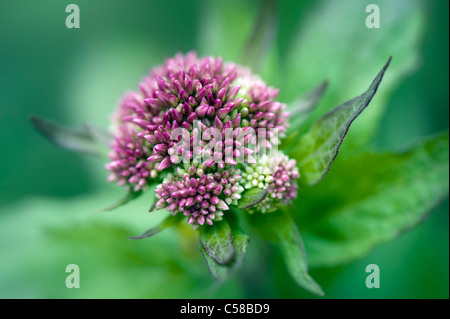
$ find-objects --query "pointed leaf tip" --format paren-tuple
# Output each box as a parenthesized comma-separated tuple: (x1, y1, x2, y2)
(238, 188, 269, 209)
(248, 210, 324, 296)
(30, 115, 109, 157)
(95, 189, 142, 212)
(128, 213, 183, 240)
(291, 57, 392, 186)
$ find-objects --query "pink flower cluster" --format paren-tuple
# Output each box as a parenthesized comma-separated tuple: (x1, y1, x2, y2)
(105, 52, 299, 226)
(154, 165, 244, 229)
(105, 122, 157, 192)
(266, 155, 299, 207)
(240, 153, 300, 213)
(106, 52, 289, 191)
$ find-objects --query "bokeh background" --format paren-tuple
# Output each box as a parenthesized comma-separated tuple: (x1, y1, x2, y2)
(0, 0, 448, 298)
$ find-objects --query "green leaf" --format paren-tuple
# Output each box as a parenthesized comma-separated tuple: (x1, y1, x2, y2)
(199, 211, 251, 282)
(291, 57, 391, 186)
(30, 115, 110, 157)
(83, 123, 113, 148)
(200, 230, 250, 282)
(95, 189, 143, 212)
(238, 188, 269, 209)
(292, 133, 449, 267)
(128, 213, 184, 240)
(199, 245, 228, 282)
(199, 221, 235, 265)
(279, 131, 299, 152)
(248, 210, 324, 296)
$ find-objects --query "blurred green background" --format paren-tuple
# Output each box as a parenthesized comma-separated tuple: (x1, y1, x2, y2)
(0, 0, 448, 298)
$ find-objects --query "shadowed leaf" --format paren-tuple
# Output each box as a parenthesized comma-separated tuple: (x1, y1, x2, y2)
(83, 123, 113, 147)
(200, 231, 250, 282)
(95, 189, 143, 212)
(200, 245, 228, 282)
(241, 0, 277, 72)
(30, 115, 109, 157)
(248, 210, 324, 296)
(199, 221, 235, 265)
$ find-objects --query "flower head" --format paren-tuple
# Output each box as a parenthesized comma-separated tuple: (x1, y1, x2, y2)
(106, 52, 290, 192)
(103, 52, 300, 227)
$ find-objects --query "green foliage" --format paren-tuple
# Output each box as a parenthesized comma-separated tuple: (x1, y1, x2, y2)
(199, 245, 229, 281)
(292, 134, 449, 267)
(200, 230, 250, 282)
(199, 221, 236, 265)
(198, 216, 251, 283)
(0, 193, 224, 298)
(240, 0, 277, 73)
(0, 0, 447, 299)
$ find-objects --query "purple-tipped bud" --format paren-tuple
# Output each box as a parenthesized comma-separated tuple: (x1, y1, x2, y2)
(154, 91, 171, 106)
(155, 198, 167, 209)
(195, 104, 209, 118)
(148, 154, 164, 162)
(231, 113, 241, 128)
(178, 89, 189, 102)
(216, 107, 230, 120)
(156, 76, 171, 92)
(206, 106, 216, 118)
(187, 113, 198, 123)
(132, 118, 151, 129)
(195, 88, 206, 101)
(185, 197, 195, 207)
(153, 143, 168, 155)
(226, 85, 241, 100)
(214, 116, 223, 131)
(171, 109, 183, 123)
(157, 156, 172, 170)
(197, 215, 205, 226)
(217, 200, 229, 210)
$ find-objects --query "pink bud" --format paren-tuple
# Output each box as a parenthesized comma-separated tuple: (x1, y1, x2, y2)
(217, 199, 229, 210)
(197, 215, 205, 226)
(157, 156, 171, 170)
